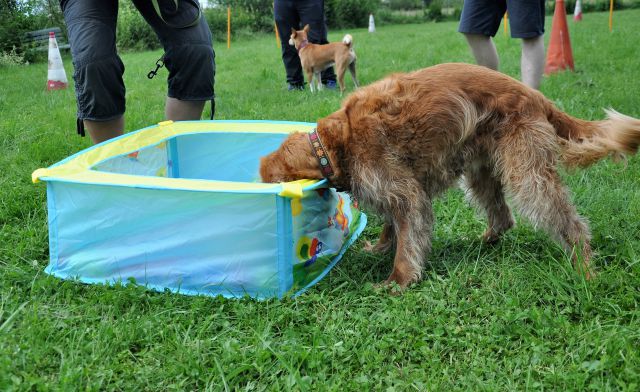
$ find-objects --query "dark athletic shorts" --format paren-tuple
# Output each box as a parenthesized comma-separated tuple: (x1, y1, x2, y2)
(458, 0, 545, 39)
(60, 0, 215, 122)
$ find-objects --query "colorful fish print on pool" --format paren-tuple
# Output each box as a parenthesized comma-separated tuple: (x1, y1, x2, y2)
(290, 187, 363, 290)
(332, 195, 350, 237)
(296, 236, 323, 267)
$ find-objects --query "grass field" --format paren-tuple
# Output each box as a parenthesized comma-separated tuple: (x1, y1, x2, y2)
(1, 10, 640, 391)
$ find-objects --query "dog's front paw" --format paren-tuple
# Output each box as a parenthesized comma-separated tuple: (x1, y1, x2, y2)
(481, 229, 501, 244)
(376, 270, 414, 295)
(363, 239, 393, 254)
(481, 220, 514, 244)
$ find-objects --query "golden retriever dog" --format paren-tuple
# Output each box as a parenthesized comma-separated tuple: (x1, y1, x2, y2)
(260, 63, 640, 289)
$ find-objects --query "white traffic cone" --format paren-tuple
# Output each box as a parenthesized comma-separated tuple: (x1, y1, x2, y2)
(368, 14, 376, 33)
(47, 31, 68, 90)
(573, 0, 583, 21)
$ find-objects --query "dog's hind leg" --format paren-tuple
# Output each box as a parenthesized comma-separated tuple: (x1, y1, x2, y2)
(498, 121, 594, 278)
(314, 71, 323, 91)
(348, 61, 360, 88)
(335, 63, 347, 94)
(463, 159, 514, 244)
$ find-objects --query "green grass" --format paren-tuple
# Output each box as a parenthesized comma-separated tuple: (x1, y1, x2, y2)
(1, 10, 640, 391)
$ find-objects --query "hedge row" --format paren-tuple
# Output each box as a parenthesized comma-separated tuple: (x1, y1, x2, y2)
(2, 0, 640, 62)
(118, 0, 451, 51)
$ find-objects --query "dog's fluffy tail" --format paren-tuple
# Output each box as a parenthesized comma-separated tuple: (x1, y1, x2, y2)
(342, 34, 353, 47)
(551, 107, 640, 168)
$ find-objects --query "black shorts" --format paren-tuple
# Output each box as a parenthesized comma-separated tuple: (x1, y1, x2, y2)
(458, 0, 545, 39)
(60, 0, 215, 122)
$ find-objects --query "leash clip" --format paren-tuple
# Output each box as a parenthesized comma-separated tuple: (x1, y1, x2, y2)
(147, 57, 165, 79)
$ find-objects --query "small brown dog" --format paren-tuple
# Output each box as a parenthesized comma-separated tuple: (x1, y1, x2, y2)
(260, 63, 640, 289)
(289, 24, 359, 94)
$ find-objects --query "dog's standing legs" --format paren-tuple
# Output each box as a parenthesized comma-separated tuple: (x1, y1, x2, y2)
(463, 160, 514, 243)
(335, 63, 347, 94)
(498, 122, 593, 278)
(348, 61, 359, 89)
(314, 71, 323, 91)
(306, 69, 316, 92)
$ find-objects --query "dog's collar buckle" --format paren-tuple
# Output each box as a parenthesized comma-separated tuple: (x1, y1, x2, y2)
(308, 128, 335, 179)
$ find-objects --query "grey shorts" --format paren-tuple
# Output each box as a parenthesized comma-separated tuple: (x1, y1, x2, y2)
(458, 0, 545, 39)
(61, 0, 215, 123)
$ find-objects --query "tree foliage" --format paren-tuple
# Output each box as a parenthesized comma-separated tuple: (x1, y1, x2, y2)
(0, 0, 64, 61)
(4, 0, 640, 57)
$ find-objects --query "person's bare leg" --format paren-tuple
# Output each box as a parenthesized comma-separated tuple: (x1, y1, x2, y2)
(463, 33, 500, 71)
(85, 116, 124, 144)
(165, 97, 206, 121)
(521, 35, 545, 90)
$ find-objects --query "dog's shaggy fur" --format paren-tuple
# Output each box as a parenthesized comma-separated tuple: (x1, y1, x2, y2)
(260, 63, 640, 288)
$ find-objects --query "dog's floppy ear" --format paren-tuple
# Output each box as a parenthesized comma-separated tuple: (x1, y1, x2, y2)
(303, 24, 310, 33)
(317, 110, 349, 147)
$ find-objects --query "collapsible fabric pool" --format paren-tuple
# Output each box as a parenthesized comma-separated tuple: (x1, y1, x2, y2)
(32, 120, 367, 299)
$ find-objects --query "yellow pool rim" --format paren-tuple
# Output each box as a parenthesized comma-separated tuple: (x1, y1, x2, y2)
(32, 120, 321, 198)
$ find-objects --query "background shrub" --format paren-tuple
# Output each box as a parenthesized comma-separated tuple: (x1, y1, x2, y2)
(116, 2, 160, 51)
(0, 46, 26, 66)
(203, 6, 261, 42)
(387, 0, 423, 10)
(326, 0, 379, 28)
(376, 8, 425, 25)
(425, 0, 444, 21)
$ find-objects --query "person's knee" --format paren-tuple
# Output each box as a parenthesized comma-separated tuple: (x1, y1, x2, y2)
(464, 33, 491, 44)
(165, 97, 206, 121)
(521, 35, 545, 60)
(521, 35, 544, 48)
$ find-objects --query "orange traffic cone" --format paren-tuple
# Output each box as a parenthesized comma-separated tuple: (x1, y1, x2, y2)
(545, 0, 575, 75)
(574, 0, 583, 21)
(47, 31, 68, 90)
